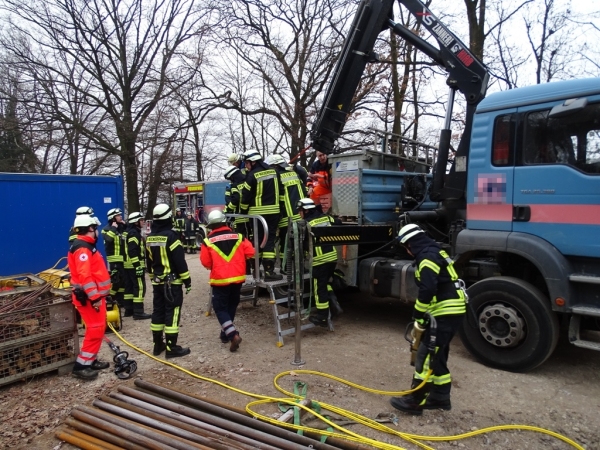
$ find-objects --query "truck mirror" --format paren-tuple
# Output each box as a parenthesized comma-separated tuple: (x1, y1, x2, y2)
(549, 97, 588, 118)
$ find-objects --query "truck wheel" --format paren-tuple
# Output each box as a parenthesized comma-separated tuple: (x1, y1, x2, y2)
(459, 276, 559, 372)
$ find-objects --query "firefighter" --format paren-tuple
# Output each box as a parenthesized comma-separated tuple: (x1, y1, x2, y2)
(67, 214, 111, 380)
(146, 204, 192, 358)
(124, 212, 151, 320)
(224, 166, 250, 236)
(184, 211, 199, 254)
(200, 210, 255, 352)
(228, 153, 246, 174)
(173, 208, 186, 238)
(102, 208, 126, 308)
(390, 224, 467, 415)
(266, 154, 307, 273)
(297, 198, 338, 327)
(69, 206, 96, 243)
(240, 149, 283, 281)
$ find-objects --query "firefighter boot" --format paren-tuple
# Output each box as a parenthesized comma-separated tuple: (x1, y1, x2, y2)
(132, 303, 151, 320)
(309, 309, 329, 328)
(152, 331, 166, 356)
(263, 260, 283, 281)
(165, 334, 191, 358)
(72, 362, 99, 380)
(390, 379, 432, 416)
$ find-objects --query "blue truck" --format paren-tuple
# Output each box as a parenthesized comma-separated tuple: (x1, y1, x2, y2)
(0, 173, 124, 276)
(310, 0, 600, 371)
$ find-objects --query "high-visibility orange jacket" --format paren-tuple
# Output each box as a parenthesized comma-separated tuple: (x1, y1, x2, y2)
(68, 235, 111, 302)
(200, 225, 255, 286)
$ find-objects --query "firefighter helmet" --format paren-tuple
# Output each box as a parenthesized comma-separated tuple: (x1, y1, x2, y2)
(266, 154, 286, 167)
(223, 166, 240, 180)
(207, 210, 226, 228)
(297, 198, 316, 210)
(107, 208, 122, 220)
(243, 149, 262, 162)
(397, 224, 424, 244)
(73, 214, 99, 231)
(228, 153, 242, 164)
(128, 212, 143, 223)
(76, 206, 94, 215)
(153, 204, 172, 220)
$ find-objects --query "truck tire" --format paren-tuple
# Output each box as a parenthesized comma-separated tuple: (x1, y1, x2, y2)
(459, 276, 559, 372)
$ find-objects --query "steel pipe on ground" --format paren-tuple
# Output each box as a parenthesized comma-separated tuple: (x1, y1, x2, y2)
(134, 379, 357, 450)
(65, 417, 147, 450)
(106, 393, 281, 450)
(56, 427, 122, 450)
(117, 385, 314, 450)
(71, 407, 183, 450)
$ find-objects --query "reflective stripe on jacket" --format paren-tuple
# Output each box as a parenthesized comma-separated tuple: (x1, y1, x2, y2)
(101, 223, 125, 263)
(276, 166, 307, 228)
(68, 235, 111, 301)
(414, 249, 466, 318)
(307, 214, 337, 266)
(240, 164, 282, 216)
(200, 225, 255, 286)
(145, 225, 190, 285)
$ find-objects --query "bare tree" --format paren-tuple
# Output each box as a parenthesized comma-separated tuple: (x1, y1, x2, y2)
(211, 0, 356, 164)
(0, 0, 213, 211)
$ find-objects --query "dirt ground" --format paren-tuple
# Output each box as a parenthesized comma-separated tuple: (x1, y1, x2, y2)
(1, 252, 599, 450)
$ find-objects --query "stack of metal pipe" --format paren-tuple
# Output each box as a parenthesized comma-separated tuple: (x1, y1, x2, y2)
(56, 378, 371, 450)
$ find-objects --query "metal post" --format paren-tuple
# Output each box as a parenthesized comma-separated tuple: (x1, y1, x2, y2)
(291, 220, 305, 366)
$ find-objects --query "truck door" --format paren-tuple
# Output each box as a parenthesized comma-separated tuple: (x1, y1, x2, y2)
(466, 110, 516, 232)
(513, 99, 600, 258)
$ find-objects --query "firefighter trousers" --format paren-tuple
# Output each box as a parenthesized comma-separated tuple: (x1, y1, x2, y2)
(150, 284, 184, 336)
(211, 283, 242, 340)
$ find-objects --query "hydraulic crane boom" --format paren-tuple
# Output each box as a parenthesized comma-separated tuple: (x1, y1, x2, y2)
(310, 0, 489, 200)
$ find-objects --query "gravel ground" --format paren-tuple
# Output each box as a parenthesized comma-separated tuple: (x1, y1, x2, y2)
(1, 252, 599, 449)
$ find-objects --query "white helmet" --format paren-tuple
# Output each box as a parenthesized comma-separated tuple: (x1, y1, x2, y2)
(76, 206, 94, 215)
(153, 204, 172, 220)
(228, 153, 242, 164)
(207, 210, 226, 227)
(398, 224, 424, 244)
(128, 212, 143, 223)
(297, 198, 316, 211)
(223, 166, 240, 180)
(243, 149, 262, 162)
(107, 208, 122, 220)
(266, 154, 286, 166)
(73, 214, 99, 231)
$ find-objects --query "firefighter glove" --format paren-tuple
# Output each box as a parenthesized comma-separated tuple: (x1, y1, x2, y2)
(185, 285, 192, 295)
(411, 320, 426, 341)
(135, 266, 144, 277)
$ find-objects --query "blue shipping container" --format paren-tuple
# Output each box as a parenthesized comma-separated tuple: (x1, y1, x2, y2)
(0, 173, 124, 276)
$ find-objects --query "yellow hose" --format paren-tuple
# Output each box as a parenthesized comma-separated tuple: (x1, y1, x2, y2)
(107, 324, 584, 450)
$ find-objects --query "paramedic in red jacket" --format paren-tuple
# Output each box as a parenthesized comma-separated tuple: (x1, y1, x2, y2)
(67, 214, 112, 380)
(200, 210, 255, 352)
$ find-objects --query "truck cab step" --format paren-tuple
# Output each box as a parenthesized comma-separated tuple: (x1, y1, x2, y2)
(569, 274, 600, 285)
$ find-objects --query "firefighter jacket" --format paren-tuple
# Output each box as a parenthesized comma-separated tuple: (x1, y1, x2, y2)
(68, 235, 111, 302)
(101, 222, 125, 264)
(305, 210, 337, 266)
(125, 223, 145, 271)
(409, 234, 466, 320)
(224, 170, 249, 227)
(184, 217, 199, 237)
(308, 159, 332, 197)
(274, 165, 307, 228)
(173, 213, 186, 234)
(240, 161, 282, 216)
(200, 225, 255, 286)
(145, 220, 191, 287)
